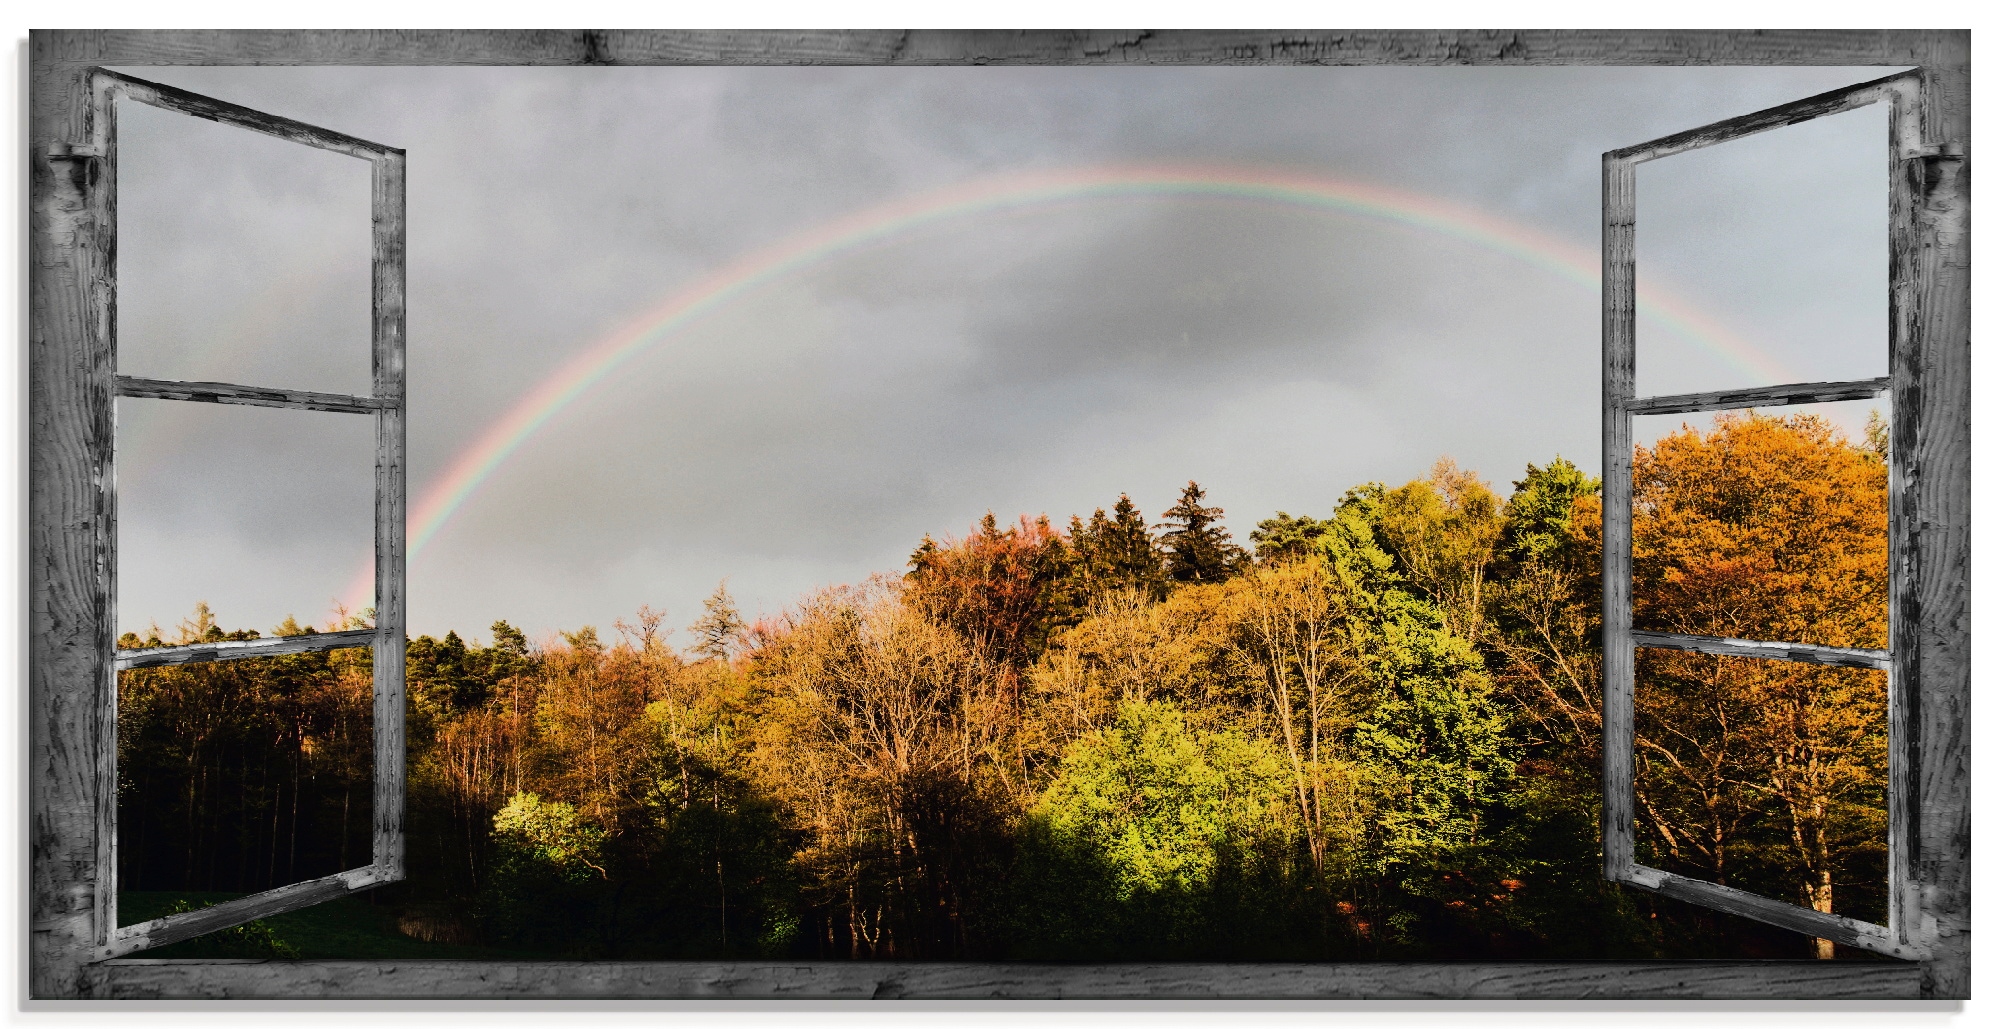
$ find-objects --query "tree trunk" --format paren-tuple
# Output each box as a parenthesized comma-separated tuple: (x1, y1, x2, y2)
(1810, 867, 1835, 959)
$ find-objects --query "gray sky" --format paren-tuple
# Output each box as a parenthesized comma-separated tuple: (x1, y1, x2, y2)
(109, 65, 1896, 643)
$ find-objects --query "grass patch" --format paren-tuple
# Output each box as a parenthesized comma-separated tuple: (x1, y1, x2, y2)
(118, 892, 531, 959)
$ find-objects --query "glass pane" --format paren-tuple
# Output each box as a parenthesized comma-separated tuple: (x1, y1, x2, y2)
(116, 398, 376, 640)
(1631, 399, 1888, 651)
(116, 649, 375, 923)
(115, 97, 374, 397)
(1633, 100, 1887, 398)
(1633, 649, 1887, 938)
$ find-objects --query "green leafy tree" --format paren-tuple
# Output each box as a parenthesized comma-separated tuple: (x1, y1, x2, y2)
(1318, 485, 1513, 862)
(481, 792, 612, 952)
(490, 792, 609, 882)
(1499, 456, 1601, 566)
(1015, 698, 1295, 956)
(1037, 698, 1292, 898)
(1377, 459, 1504, 642)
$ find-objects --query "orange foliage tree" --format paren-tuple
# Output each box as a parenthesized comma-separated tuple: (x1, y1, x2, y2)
(1630, 411, 1888, 954)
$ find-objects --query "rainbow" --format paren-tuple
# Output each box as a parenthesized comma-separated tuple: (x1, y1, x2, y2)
(342, 163, 1792, 611)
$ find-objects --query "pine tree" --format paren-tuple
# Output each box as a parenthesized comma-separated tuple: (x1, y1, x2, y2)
(688, 581, 747, 662)
(1156, 481, 1246, 584)
(1248, 511, 1334, 563)
(1066, 493, 1165, 601)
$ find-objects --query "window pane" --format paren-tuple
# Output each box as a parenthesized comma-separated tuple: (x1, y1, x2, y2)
(1631, 399, 1888, 651)
(115, 97, 374, 397)
(1633, 101, 1887, 398)
(116, 398, 376, 639)
(116, 649, 375, 921)
(1633, 649, 1887, 937)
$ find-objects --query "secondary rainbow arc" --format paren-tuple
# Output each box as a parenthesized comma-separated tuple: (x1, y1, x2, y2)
(341, 163, 1793, 613)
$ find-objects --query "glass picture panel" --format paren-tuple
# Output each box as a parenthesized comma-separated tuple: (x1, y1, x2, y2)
(115, 398, 377, 641)
(114, 94, 375, 398)
(1632, 649, 1888, 940)
(1630, 399, 1888, 652)
(1632, 100, 1888, 399)
(116, 648, 377, 941)
(97, 62, 1904, 965)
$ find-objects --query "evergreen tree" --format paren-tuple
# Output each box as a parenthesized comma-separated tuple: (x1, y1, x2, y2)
(688, 581, 747, 662)
(1156, 481, 1247, 584)
(486, 619, 534, 681)
(1066, 493, 1165, 601)
(1248, 511, 1334, 563)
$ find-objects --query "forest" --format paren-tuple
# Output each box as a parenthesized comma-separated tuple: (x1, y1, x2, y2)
(116, 410, 1891, 961)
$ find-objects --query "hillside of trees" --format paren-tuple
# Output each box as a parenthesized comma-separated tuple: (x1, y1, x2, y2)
(117, 411, 1890, 960)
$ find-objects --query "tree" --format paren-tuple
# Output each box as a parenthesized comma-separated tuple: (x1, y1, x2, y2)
(1630, 411, 1889, 955)
(688, 581, 748, 663)
(1249, 511, 1334, 563)
(1032, 697, 1292, 903)
(1221, 555, 1375, 878)
(1499, 457, 1600, 566)
(480, 792, 612, 952)
(1157, 481, 1247, 584)
(1377, 458, 1504, 643)
(1487, 459, 1604, 768)
(906, 512, 1072, 690)
(1066, 494, 1166, 603)
(749, 578, 1015, 958)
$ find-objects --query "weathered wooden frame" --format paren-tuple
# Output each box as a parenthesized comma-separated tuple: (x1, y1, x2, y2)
(86, 67, 410, 961)
(28, 29, 1968, 1002)
(33, 57, 410, 980)
(1600, 71, 1935, 963)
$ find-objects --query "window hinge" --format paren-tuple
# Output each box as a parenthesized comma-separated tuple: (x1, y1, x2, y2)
(46, 142, 103, 160)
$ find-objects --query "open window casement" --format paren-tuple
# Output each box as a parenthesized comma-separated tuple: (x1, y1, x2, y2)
(1599, 70, 1931, 960)
(84, 68, 408, 960)
(27, 31, 1967, 1003)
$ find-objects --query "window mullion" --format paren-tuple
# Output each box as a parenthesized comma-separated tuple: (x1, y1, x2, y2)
(115, 374, 390, 415)
(1625, 376, 1889, 417)
(1629, 630, 1890, 671)
(1599, 148, 1638, 883)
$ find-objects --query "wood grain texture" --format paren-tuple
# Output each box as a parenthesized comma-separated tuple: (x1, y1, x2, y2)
(1904, 53, 1971, 1001)
(101, 865, 390, 960)
(88, 68, 123, 964)
(97, 68, 394, 159)
(81, 959, 1925, 1001)
(115, 375, 387, 415)
(1599, 153, 1637, 882)
(1625, 377, 1890, 417)
(1631, 631, 1891, 671)
(113, 629, 375, 670)
(29, 55, 116, 999)
(1621, 866, 1916, 960)
(1884, 73, 1924, 964)
(1607, 70, 1915, 164)
(371, 149, 409, 882)
(1599, 68, 1960, 978)
(32, 29, 1968, 68)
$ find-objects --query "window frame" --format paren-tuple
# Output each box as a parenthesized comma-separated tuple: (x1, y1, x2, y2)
(1598, 71, 1926, 961)
(84, 68, 409, 961)
(26, 29, 1969, 1001)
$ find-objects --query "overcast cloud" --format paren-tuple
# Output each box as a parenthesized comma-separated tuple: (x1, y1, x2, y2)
(108, 65, 1896, 642)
